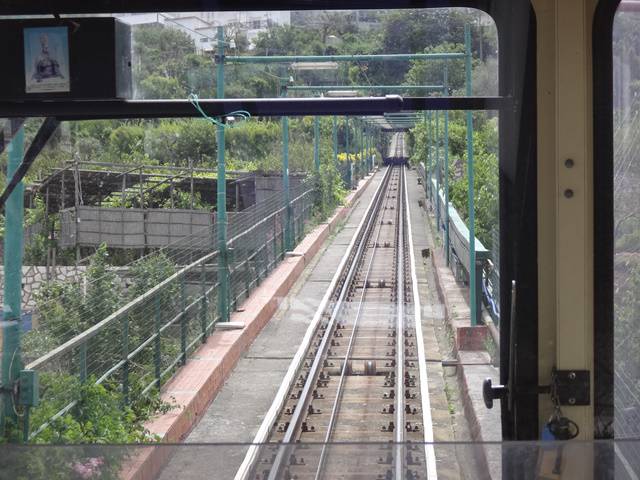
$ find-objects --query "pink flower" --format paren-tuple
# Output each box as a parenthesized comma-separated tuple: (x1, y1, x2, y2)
(72, 457, 104, 479)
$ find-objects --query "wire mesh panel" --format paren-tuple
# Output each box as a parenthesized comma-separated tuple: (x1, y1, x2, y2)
(24, 178, 317, 440)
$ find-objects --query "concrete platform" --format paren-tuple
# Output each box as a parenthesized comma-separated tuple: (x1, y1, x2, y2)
(411, 170, 502, 479)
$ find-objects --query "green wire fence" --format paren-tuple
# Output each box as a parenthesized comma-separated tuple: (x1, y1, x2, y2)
(22, 179, 316, 440)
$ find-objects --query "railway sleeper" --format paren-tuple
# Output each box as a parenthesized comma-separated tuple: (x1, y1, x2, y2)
(382, 404, 395, 414)
(405, 422, 420, 432)
(288, 455, 305, 466)
(405, 404, 418, 415)
(301, 422, 315, 433)
(325, 360, 380, 376)
(404, 389, 417, 399)
(381, 421, 395, 432)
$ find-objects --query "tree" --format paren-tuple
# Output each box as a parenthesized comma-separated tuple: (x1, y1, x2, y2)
(139, 75, 186, 100)
(403, 43, 466, 94)
(133, 24, 196, 81)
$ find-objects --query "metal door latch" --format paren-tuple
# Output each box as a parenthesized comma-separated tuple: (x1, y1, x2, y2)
(482, 368, 590, 410)
(551, 369, 589, 406)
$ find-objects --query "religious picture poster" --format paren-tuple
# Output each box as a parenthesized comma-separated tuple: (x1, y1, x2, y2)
(24, 26, 70, 93)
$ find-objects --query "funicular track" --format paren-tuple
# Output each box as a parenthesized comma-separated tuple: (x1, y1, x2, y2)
(236, 166, 437, 480)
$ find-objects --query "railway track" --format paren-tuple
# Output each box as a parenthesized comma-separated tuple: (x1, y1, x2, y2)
(236, 166, 436, 480)
(386, 132, 409, 165)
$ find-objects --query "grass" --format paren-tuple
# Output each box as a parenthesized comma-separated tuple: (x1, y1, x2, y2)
(443, 382, 456, 415)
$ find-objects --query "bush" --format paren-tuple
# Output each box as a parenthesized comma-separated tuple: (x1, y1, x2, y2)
(313, 162, 348, 219)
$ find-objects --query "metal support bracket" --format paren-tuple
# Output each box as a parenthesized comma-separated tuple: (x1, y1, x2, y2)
(552, 368, 590, 406)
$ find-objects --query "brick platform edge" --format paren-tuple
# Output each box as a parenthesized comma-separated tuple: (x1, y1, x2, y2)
(426, 217, 502, 480)
(121, 170, 378, 480)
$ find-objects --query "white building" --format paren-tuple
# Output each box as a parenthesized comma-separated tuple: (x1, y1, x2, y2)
(116, 11, 291, 52)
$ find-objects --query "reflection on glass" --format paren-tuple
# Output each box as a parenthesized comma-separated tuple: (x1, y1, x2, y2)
(116, 9, 498, 99)
(614, 5, 640, 474)
(0, 441, 633, 479)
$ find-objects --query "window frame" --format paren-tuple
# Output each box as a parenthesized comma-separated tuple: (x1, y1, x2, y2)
(0, 0, 540, 444)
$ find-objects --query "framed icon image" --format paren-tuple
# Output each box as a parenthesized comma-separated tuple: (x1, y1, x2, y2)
(24, 26, 70, 93)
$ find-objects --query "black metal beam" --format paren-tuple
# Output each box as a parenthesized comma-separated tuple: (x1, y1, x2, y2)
(402, 96, 507, 111)
(0, 96, 405, 119)
(0, 96, 508, 120)
(0, 117, 60, 211)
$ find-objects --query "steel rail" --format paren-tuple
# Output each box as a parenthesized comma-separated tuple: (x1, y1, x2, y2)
(395, 166, 406, 479)
(312, 167, 395, 480)
(233, 167, 388, 480)
(265, 167, 393, 480)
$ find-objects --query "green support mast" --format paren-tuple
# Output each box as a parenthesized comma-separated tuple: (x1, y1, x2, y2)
(215, 26, 229, 322)
(444, 65, 451, 267)
(465, 24, 478, 326)
(314, 116, 320, 173)
(281, 80, 293, 252)
(1, 124, 24, 437)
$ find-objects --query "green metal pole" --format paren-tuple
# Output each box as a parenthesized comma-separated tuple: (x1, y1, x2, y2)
(427, 111, 432, 201)
(367, 126, 374, 172)
(444, 66, 451, 267)
(435, 110, 440, 232)
(354, 119, 359, 182)
(287, 84, 443, 93)
(366, 126, 371, 172)
(226, 52, 466, 64)
(333, 115, 338, 167)
(465, 24, 478, 326)
(345, 116, 352, 189)
(215, 26, 229, 323)
(422, 112, 428, 196)
(314, 116, 320, 173)
(282, 115, 292, 250)
(1, 124, 24, 438)
(281, 81, 292, 252)
(356, 119, 362, 182)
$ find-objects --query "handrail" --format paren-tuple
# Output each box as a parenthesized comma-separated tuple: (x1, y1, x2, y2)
(25, 249, 217, 371)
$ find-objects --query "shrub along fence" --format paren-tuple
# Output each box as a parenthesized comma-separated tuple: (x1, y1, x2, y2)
(21, 179, 316, 441)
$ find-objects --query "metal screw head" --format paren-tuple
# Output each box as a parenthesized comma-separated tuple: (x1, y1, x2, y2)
(568, 372, 576, 380)
(565, 158, 575, 168)
(568, 397, 576, 405)
(564, 189, 574, 198)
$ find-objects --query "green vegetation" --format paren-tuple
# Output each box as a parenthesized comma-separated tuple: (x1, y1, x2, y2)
(15, 246, 176, 444)
(409, 112, 498, 249)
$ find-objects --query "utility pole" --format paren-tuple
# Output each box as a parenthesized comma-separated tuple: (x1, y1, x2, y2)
(314, 116, 320, 173)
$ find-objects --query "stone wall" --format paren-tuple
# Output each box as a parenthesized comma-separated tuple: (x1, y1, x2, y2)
(0, 266, 87, 311)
